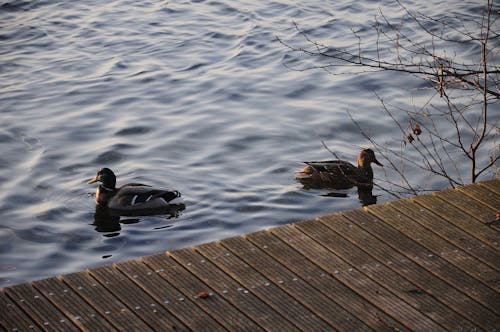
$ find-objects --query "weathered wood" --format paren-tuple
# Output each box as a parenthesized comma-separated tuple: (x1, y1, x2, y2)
(434, 188, 497, 223)
(221, 235, 372, 332)
(389, 198, 500, 271)
(61, 271, 151, 331)
(246, 229, 410, 332)
(480, 178, 500, 195)
(369, 201, 500, 291)
(196, 241, 333, 331)
(143, 253, 261, 332)
(286, 219, 479, 331)
(116, 259, 225, 331)
(1, 290, 42, 331)
(315, 212, 496, 331)
(2, 180, 499, 332)
(4, 283, 80, 332)
(89, 264, 188, 331)
(170, 247, 300, 332)
(457, 183, 500, 212)
(340, 209, 500, 329)
(412, 194, 499, 248)
(33, 277, 116, 332)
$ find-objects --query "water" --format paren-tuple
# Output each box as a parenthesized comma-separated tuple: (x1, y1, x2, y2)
(0, 0, 495, 287)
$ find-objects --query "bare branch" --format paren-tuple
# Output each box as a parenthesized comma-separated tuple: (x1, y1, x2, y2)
(319, 139, 342, 159)
(282, 0, 498, 192)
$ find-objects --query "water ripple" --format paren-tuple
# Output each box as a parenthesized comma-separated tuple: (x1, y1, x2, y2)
(0, 0, 484, 287)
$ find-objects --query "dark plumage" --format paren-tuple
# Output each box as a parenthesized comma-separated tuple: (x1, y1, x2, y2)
(87, 168, 183, 214)
(295, 148, 383, 189)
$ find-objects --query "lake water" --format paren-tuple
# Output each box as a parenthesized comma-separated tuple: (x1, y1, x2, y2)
(0, 0, 495, 287)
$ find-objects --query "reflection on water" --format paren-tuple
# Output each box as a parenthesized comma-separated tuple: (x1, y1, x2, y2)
(309, 184, 378, 206)
(92, 206, 121, 235)
(92, 204, 185, 237)
(0, 0, 482, 287)
(357, 187, 377, 206)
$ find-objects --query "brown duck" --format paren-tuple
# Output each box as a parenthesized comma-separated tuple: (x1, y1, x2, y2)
(295, 148, 383, 189)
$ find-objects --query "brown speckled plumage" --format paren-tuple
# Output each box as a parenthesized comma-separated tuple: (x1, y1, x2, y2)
(295, 149, 383, 189)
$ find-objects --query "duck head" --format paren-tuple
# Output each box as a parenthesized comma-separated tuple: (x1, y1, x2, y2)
(87, 168, 117, 189)
(357, 149, 383, 168)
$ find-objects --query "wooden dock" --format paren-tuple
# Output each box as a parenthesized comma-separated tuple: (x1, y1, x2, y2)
(2, 179, 499, 331)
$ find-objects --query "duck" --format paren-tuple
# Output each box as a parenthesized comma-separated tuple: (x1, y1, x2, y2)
(87, 168, 184, 215)
(295, 148, 383, 189)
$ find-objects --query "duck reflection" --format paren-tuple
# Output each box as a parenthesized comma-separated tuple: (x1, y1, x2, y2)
(318, 185, 377, 206)
(301, 178, 378, 207)
(356, 186, 377, 206)
(92, 203, 185, 236)
(92, 206, 122, 236)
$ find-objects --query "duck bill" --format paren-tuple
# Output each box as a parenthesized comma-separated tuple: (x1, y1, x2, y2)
(87, 176, 99, 184)
(374, 159, 383, 167)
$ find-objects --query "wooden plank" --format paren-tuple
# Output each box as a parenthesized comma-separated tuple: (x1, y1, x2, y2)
(143, 252, 261, 331)
(170, 247, 301, 332)
(2, 181, 499, 332)
(480, 178, 500, 195)
(4, 283, 80, 332)
(61, 271, 151, 331)
(412, 194, 499, 248)
(340, 209, 500, 326)
(286, 220, 479, 331)
(116, 259, 225, 331)
(245, 229, 410, 332)
(458, 183, 500, 211)
(390, 198, 500, 271)
(221, 235, 380, 332)
(1, 290, 42, 331)
(315, 212, 497, 330)
(372, 200, 500, 290)
(89, 265, 188, 331)
(196, 241, 333, 331)
(33, 277, 116, 332)
(434, 188, 497, 224)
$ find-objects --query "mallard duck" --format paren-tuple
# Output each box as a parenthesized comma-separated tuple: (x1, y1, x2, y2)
(295, 148, 383, 189)
(87, 168, 183, 215)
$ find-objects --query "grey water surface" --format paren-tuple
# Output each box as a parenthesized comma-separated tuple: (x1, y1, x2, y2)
(0, 0, 492, 286)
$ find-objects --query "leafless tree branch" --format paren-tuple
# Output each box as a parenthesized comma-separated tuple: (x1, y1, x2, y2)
(282, 0, 498, 193)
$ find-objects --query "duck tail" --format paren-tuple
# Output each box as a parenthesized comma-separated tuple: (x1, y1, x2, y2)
(159, 190, 181, 203)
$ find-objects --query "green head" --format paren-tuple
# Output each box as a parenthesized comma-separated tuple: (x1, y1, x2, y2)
(87, 168, 117, 189)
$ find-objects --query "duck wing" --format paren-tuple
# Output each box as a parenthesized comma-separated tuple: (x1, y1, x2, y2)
(122, 183, 152, 187)
(304, 160, 357, 174)
(109, 185, 182, 210)
(296, 160, 359, 189)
